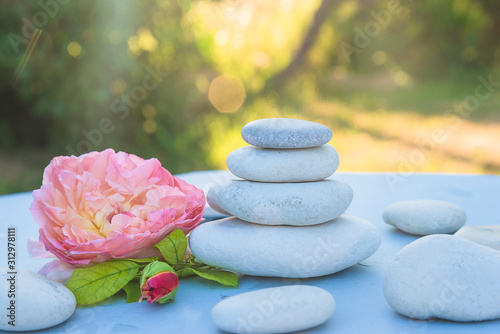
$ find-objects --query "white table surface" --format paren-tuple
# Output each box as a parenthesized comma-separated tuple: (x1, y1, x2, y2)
(1, 171, 500, 334)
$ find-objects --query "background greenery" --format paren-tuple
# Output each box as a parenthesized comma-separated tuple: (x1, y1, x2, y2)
(1, 0, 499, 194)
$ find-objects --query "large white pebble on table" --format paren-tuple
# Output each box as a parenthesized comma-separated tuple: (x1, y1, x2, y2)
(241, 118, 332, 149)
(0, 269, 76, 331)
(190, 215, 381, 278)
(211, 285, 335, 334)
(382, 199, 466, 235)
(384, 234, 500, 322)
(207, 179, 353, 226)
(226, 145, 339, 182)
(454, 225, 500, 251)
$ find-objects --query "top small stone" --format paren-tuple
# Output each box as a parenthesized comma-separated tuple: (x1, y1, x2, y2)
(241, 118, 332, 149)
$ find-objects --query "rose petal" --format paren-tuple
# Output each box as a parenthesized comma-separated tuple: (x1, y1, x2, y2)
(38, 259, 77, 284)
(27, 238, 55, 259)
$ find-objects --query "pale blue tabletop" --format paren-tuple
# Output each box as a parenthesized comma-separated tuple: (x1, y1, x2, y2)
(1, 171, 500, 334)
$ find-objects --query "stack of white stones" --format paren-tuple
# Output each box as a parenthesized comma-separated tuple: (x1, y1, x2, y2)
(190, 118, 381, 278)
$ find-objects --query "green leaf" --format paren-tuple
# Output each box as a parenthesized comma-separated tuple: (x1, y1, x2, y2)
(189, 268, 238, 288)
(154, 229, 187, 265)
(176, 267, 197, 279)
(125, 257, 158, 264)
(157, 286, 178, 304)
(123, 281, 142, 303)
(66, 260, 140, 305)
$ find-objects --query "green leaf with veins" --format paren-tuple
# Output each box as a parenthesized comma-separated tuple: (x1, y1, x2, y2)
(65, 260, 139, 305)
(154, 229, 187, 265)
(125, 257, 158, 264)
(184, 268, 238, 287)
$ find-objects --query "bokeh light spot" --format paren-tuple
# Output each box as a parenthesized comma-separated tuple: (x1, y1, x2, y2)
(137, 28, 158, 52)
(214, 30, 229, 46)
(392, 70, 411, 86)
(128, 36, 140, 54)
(67, 42, 82, 57)
(143, 119, 157, 134)
(208, 74, 246, 113)
(253, 51, 271, 69)
(110, 79, 127, 94)
(142, 104, 158, 118)
(372, 50, 387, 65)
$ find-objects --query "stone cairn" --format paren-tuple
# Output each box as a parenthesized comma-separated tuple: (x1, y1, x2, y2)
(190, 118, 380, 278)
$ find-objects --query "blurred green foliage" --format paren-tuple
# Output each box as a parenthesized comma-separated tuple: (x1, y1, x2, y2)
(1, 0, 500, 194)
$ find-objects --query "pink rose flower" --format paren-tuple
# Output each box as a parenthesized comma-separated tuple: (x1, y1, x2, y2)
(30, 149, 205, 267)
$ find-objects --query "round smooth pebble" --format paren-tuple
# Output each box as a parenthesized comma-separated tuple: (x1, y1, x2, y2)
(382, 200, 466, 235)
(207, 179, 353, 226)
(0, 269, 76, 331)
(190, 215, 381, 278)
(384, 234, 500, 322)
(211, 285, 335, 334)
(226, 145, 339, 182)
(454, 225, 500, 251)
(241, 118, 332, 149)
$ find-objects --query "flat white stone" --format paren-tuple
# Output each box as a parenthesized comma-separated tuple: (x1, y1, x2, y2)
(382, 200, 466, 235)
(384, 234, 500, 322)
(0, 269, 76, 331)
(211, 285, 335, 334)
(226, 145, 339, 182)
(454, 225, 500, 251)
(207, 179, 353, 226)
(241, 118, 332, 149)
(190, 215, 381, 278)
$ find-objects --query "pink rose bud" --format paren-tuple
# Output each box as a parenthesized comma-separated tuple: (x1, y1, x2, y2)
(140, 271, 179, 304)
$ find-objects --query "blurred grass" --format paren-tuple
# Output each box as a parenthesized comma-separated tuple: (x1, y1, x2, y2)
(2, 73, 499, 196)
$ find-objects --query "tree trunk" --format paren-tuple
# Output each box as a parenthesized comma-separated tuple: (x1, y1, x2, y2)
(265, 0, 339, 91)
